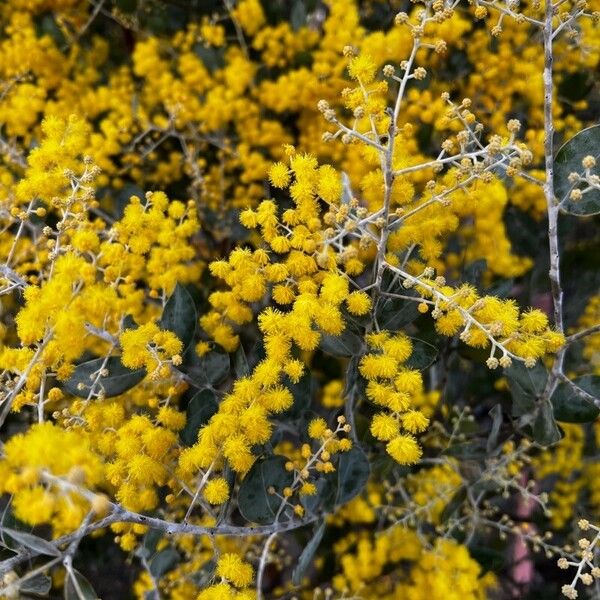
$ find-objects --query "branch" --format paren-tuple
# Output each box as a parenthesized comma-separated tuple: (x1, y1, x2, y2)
(256, 531, 277, 599)
(539, 0, 565, 403)
(565, 324, 600, 346)
(0, 506, 319, 576)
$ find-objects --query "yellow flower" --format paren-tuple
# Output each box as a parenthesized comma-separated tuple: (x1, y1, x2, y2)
(370, 413, 400, 441)
(346, 291, 372, 316)
(401, 411, 429, 434)
(308, 418, 328, 439)
(348, 54, 377, 83)
(203, 478, 230, 505)
(216, 553, 254, 588)
(359, 354, 397, 380)
(386, 435, 422, 465)
(300, 482, 317, 496)
(268, 162, 291, 188)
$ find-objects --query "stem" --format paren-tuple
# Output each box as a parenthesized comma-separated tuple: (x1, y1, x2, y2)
(540, 0, 565, 403)
(543, 2, 563, 335)
(565, 324, 600, 345)
(0, 507, 319, 576)
(256, 531, 277, 599)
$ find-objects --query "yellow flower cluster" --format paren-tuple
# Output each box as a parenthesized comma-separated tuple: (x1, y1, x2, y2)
(405, 462, 463, 524)
(360, 332, 429, 464)
(409, 277, 564, 366)
(120, 323, 183, 376)
(0, 423, 104, 536)
(330, 528, 495, 599)
(394, 539, 496, 600)
(0, 0, 596, 598)
(196, 553, 255, 600)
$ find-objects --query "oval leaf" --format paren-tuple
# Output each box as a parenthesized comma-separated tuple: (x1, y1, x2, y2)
(376, 296, 419, 331)
(554, 125, 600, 215)
(180, 350, 230, 388)
(64, 569, 98, 600)
(505, 361, 548, 417)
(180, 390, 219, 446)
(3, 528, 60, 557)
(406, 337, 438, 370)
(319, 330, 363, 357)
(292, 521, 326, 586)
(160, 284, 197, 351)
(331, 446, 370, 506)
(63, 356, 145, 398)
(551, 376, 600, 423)
(279, 372, 312, 419)
(238, 456, 293, 524)
(533, 399, 561, 446)
(21, 572, 52, 595)
(134, 528, 162, 560)
(149, 548, 180, 578)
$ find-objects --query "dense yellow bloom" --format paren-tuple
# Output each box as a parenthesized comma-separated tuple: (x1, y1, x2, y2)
(216, 553, 254, 588)
(370, 413, 400, 441)
(268, 162, 291, 188)
(120, 323, 183, 372)
(346, 291, 372, 315)
(0, 1, 594, 598)
(204, 478, 230, 505)
(0, 423, 104, 535)
(387, 435, 423, 465)
(308, 418, 329, 440)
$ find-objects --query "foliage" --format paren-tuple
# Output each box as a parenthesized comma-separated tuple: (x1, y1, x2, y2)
(0, 0, 599, 599)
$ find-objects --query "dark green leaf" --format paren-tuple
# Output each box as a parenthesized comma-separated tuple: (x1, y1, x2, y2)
(551, 376, 600, 423)
(533, 399, 561, 446)
(36, 14, 67, 46)
(505, 361, 547, 417)
(443, 441, 486, 459)
(554, 125, 600, 215)
(233, 345, 250, 378)
(279, 372, 312, 419)
(3, 528, 60, 557)
(180, 390, 219, 446)
(559, 71, 593, 102)
(486, 404, 503, 453)
(238, 456, 293, 524)
(180, 351, 230, 388)
(376, 295, 419, 331)
(343, 355, 362, 397)
(291, 0, 307, 30)
(63, 356, 145, 398)
(134, 528, 162, 560)
(331, 447, 370, 506)
(300, 449, 371, 514)
(319, 330, 363, 357)
(292, 521, 326, 586)
(406, 337, 438, 370)
(115, 0, 137, 12)
(160, 284, 197, 352)
(149, 548, 180, 578)
(64, 570, 98, 600)
(21, 573, 52, 595)
(193, 45, 225, 73)
(122, 314, 138, 330)
(190, 559, 216, 588)
(301, 478, 334, 515)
